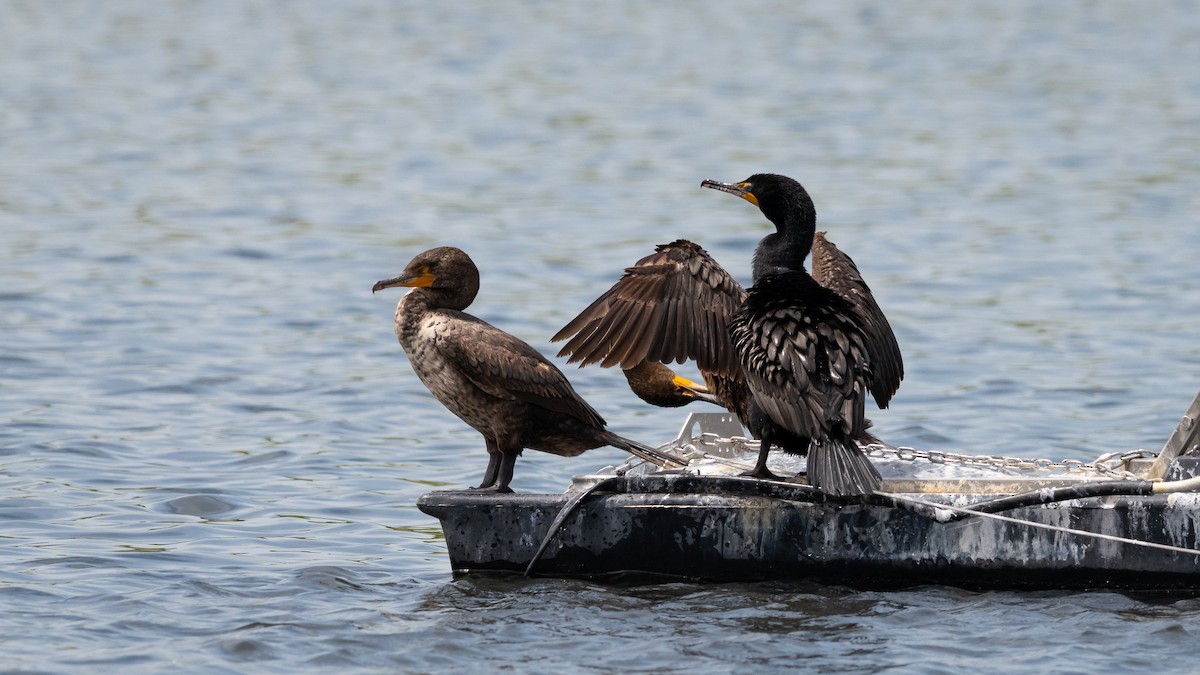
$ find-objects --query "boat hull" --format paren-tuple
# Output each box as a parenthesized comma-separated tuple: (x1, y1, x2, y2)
(418, 475, 1200, 590)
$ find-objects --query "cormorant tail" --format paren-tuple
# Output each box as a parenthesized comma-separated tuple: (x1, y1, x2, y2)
(601, 431, 686, 468)
(807, 437, 881, 497)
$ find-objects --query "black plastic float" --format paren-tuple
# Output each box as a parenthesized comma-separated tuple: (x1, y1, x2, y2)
(417, 391, 1200, 590)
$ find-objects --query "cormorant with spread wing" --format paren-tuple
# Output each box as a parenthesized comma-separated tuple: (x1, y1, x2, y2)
(552, 174, 902, 495)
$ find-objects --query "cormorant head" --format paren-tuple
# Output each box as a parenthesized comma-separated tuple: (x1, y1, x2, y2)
(372, 246, 481, 310)
(701, 173, 816, 232)
(703, 173, 819, 280)
(621, 361, 720, 408)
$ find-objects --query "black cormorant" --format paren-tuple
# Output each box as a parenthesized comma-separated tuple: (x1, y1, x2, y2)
(373, 246, 668, 493)
(553, 174, 902, 495)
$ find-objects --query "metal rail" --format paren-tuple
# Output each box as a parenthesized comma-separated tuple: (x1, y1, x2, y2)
(1148, 388, 1200, 480)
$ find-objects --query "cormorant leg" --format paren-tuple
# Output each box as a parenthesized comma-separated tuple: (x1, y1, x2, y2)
(741, 429, 784, 481)
(474, 452, 502, 490)
(491, 451, 518, 494)
(468, 445, 517, 494)
(470, 438, 502, 491)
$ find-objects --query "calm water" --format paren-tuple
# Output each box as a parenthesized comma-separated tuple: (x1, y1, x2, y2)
(3, 1, 1200, 671)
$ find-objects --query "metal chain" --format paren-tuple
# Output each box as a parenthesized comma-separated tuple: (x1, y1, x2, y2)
(657, 433, 1144, 480)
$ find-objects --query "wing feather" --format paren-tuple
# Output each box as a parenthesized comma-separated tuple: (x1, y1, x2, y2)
(730, 271, 869, 441)
(553, 240, 747, 375)
(812, 232, 904, 408)
(439, 312, 605, 427)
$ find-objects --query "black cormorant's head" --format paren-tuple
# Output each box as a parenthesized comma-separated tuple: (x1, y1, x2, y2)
(372, 246, 481, 311)
(702, 173, 818, 279)
(622, 361, 720, 408)
(701, 173, 815, 232)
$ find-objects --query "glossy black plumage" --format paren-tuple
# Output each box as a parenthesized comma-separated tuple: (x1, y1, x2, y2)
(730, 270, 879, 495)
(553, 174, 902, 495)
(712, 174, 887, 495)
(373, 246, 665, 493)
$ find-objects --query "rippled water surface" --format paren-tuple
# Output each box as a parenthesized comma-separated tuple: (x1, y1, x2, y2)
(3, 1, 1200, 671)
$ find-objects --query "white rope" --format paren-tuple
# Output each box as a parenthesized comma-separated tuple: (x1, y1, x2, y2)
(1155, 475, 1200, 493)
(877, 491, 1200, 558)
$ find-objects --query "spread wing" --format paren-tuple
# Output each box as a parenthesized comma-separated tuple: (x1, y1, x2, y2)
(552, 240, 747, 377)
(730, 272, 869, 439)
(438, 312, 605, 428)
(811, 232, 903, 408)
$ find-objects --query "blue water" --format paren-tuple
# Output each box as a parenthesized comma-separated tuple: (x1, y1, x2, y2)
(2, 1, 1199, 671)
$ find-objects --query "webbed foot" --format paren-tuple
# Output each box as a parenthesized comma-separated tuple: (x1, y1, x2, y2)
(466, 484, 514, 494)
(739, 467, 785, 481)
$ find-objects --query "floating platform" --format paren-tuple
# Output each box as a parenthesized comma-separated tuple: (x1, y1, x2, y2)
(417, 392, 1200, 590)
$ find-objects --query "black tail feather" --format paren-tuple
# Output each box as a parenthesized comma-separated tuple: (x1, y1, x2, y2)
(807, 437, 881, 496)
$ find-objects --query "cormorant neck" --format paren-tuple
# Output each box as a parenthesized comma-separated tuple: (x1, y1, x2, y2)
(750, 185, 817, 282)
(404, 284, 477, 312)
(751, 226, 813, 283)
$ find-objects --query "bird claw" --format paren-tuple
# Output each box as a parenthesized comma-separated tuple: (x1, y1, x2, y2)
(466, 484, 514, 494)
(739, 468, 785, 482)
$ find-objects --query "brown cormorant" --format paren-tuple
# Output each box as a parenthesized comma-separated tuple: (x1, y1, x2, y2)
(553, 174, 902, 496)
(373, 246, 669, 493)
(620, 360, 721, 409)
